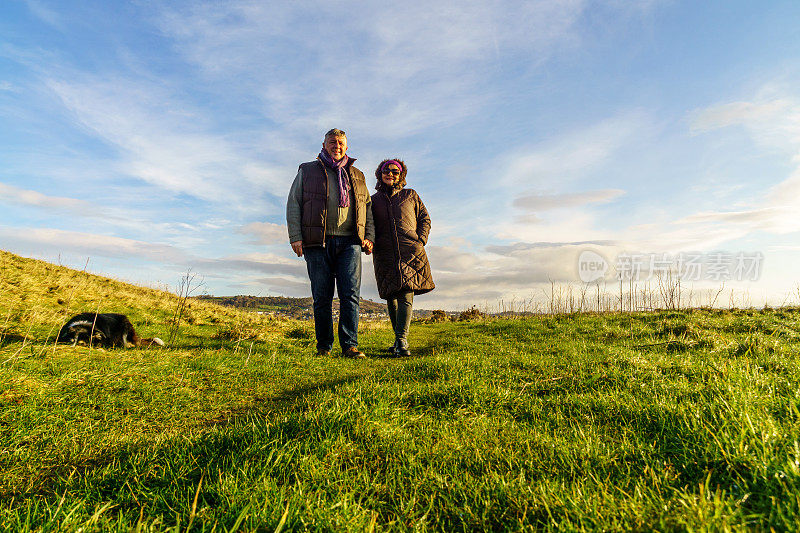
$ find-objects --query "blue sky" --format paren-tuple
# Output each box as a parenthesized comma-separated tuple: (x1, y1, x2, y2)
(2, 0, 800, 310)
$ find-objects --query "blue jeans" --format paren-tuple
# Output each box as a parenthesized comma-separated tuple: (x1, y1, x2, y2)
(303, 235, 362, 352)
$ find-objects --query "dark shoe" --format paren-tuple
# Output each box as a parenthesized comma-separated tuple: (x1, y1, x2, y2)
(316, 349, 331, 356)
(342, 346, 366, 359)
(395, 338, 410, 357)
(385, 346, 399, 358)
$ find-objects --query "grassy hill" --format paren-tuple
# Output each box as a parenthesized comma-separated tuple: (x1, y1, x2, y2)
(2, 249, 800, 531)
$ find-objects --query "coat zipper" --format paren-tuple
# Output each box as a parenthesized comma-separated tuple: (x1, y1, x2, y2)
(385, 191, 405, 284)
(319, 159, 328, 248)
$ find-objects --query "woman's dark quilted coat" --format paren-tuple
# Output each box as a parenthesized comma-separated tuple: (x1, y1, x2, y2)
(371, 188, 435, 299)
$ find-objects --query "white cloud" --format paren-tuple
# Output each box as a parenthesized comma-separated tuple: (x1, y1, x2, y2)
(155, 1, 596, 139)
(486, 240, 617, 255)
(493, 209, 615, 244)
(513, 189, 625, 211)
(0, 225, 309, 291)
(22, 0, 63, 28)
(426, 245, 481, 274)
(690, 100, 793, 133)
(421, 112, 648, 248)
(421, 241, 599, 307)
(498, 112, 649, 188)
(247, 276, 310, 297)
(681, 91, 800, 239)
(0, 226, 188, 263)
(45, 76, 288, 206)
(682, 207, 786, 226)
(193, 252, 304, 278)
(0, 182, 91, 212)
(671, 205, 800, 243)
(238, 222, 287, 245)
(0, 182, 225, 240)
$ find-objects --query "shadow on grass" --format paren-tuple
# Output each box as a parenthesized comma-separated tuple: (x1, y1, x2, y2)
(396, 328, 463, 360)
(366, 323, 459, 360)
(369, 341, 438, 360)
(0, 333, 28, 346)
(203, 374, 364, 428)
(6, 373, 364, 503)
(510, 398, 731, 487)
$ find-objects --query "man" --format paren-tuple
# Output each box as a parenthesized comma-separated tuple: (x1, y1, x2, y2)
(286, 129, 374, 358)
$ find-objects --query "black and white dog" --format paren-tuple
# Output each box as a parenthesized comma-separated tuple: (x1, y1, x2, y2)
(57, 313, 164, 348)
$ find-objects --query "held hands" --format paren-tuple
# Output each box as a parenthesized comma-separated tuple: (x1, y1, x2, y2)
(292, 240, 372, 256)
(290, 241, 303, 257)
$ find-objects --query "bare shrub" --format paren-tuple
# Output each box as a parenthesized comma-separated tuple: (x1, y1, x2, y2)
(458, 306, 485, 321)
(428, 310, 449, 323)
(166, 269, 204, 347)
(213, 322, 268, 341)
(285, 326, 313, 340)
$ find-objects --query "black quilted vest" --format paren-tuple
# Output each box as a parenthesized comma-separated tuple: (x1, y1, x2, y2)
(299, 159, 369, 246)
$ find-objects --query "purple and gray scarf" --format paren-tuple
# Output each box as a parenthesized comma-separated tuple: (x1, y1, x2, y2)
(318, 149, 352, 208)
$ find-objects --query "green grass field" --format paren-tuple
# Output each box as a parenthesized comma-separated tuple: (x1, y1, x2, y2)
(2, 250, 800, 531)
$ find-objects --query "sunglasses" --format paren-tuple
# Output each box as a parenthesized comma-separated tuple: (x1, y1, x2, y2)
(381, 169, 400, 176)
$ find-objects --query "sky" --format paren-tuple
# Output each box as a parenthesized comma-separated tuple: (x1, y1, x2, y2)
(2, 0, 800, 310)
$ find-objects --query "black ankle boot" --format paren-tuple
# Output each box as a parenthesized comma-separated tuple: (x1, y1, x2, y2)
(395, 338, 410, 357)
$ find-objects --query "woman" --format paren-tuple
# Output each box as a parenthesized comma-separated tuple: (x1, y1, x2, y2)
(371, 159, 434, 356)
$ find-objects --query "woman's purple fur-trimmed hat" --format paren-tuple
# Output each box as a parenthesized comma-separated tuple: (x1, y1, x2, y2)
(374, 158, 408, 190)
(381, 160, 403, 172)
